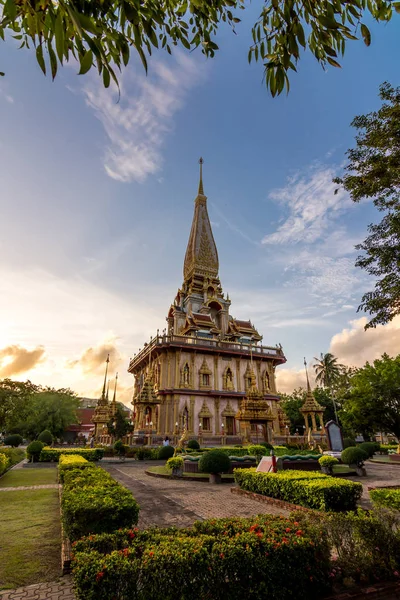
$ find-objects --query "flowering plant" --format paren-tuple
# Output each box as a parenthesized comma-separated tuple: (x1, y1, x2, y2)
(166, 456, 184, 471)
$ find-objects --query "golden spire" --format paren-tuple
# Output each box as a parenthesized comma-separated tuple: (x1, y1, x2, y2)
(101, 354, 110, 400)
(106, 380, 110, 402)
(112, 372, 118, 404)
(198, 157, 204, 196)
(304, 357, 311, 393)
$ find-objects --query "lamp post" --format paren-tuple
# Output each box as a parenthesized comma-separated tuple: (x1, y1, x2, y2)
(199, 421, 202, 444)
(149, 421, 153, 446)
(146, 420, 149, 446)
(221, 422, 225, 445)
(285, 425, 289, 444)
(175, 421, 179, 445)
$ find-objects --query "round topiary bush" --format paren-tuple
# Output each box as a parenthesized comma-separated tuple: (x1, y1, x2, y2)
(4, 434, 23, 447)
(114, 440, 126, 456)
(38, 430, 53, 445)
(158, 445, 175, 460)
(199, 449, 231, 474)
(341, 446, 368, 466)
(358, 442, 377, 458)
(26, 440, 44, 462)
(187, 439, 200, 450)
(343, 437, 356, 449)
(247, 445, 268, 459)
(318, 455, 339, 468)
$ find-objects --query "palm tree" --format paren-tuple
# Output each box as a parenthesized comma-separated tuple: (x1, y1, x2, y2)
(313, 353, 344, 389)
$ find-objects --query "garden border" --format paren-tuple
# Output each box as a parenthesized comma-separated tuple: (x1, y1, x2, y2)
(145, 469, 235, 483)
(230, 486, 314, 512)
(325, 580, 400, 600)
(58, 485, 72, 575)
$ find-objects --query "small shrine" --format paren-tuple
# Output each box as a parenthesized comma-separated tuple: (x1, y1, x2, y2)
(134, 367, 159, 433)
(300, 358, 326, 437)
(91, 355, 119, 443)
(236, 366, 274, 443)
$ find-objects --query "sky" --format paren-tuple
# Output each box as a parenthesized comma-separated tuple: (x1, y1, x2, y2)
(1, 7, 400, 404)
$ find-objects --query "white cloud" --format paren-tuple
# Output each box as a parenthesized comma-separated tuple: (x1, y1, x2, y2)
(329, 315, 400, 367)
(276, 367, 316, 394)
(82, 52, 207, 183)
(0, 81, 14, 104)
(262, 164, 352, 245)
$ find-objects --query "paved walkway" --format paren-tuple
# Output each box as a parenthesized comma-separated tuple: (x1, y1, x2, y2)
(346, 461, 400, 508)
(0, 578, 74, 599)
(0, 485, 59, 492)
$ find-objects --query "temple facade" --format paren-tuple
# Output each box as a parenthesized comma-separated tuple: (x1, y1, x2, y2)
(128, 160, 287, 445)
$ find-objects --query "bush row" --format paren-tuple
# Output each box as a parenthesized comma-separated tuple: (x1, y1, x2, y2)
(0, 453, 9, 475)
(370, 488, 400, 510)
(72, 513, 331, 600)
(234, 469, 362, 511)
(61, 465, 139, 542)
(0, 447, 25, 468)
(41, 447, 104, 462)
(58, 455, 95, 482)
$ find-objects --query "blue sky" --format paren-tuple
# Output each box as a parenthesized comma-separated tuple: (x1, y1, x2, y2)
(1, 9, 400, 401)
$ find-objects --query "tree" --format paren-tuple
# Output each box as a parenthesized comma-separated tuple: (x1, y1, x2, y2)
(313, 353, 344, 389)
(334, 83, 400, 328)
(280, 386, 340, 433)
(0, 1, 397, 96)
(339, 353, 400, 440)
(0, 379, 40, 433)
(107, 405, 133, 440)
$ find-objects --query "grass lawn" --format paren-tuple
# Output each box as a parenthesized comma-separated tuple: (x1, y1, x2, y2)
(0, 468, 57, 488)
(0, 488, 61, 589)
(332, 465, 356, 475)
(148, 465, 234, 480)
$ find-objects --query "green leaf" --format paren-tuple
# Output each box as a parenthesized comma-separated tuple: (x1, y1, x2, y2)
(0, 72, 4, 76)
(394, 2, 400, 14)
(79, 49, 93, 75)
(327, 56, 341, 68)
(54, 11, 64, 63)
(4, 0, 17, 21)
(360, 24, 371, 47)
(103, 67, 111, 88)
(36, 44, 46, 76)
(318, 16, 340, 29)
(48, 44, 57, 80)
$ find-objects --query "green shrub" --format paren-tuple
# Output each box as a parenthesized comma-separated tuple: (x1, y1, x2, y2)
(247, 445, 268, 459)
(61, 466, 139, 541)
(358, 442, 378, 458)
(370, 488, 400, 510)
(114, 440, 126, 456)
(187, 439, 200, 450)
(0, 447, 25, 467)
(234, 469, 362, 511)
(380, 444, 398, 455)
(72, 514, 331, 600)
(318, 455, 339, 468)
(199, 449, 231, 474)
(343, 437, 356, 449)
(4, 434, 23, 447)
(58, 455, 94, 482)
(157, 445, 175, 460)
(38, 430, 53, 445)
(166, 456, 184, 471)
(0, 453, 10, 475)
(136, 448, 154, 460)
(341, 446, 368, 466)
(259, 442, 273, 451)
(273, 446, 320, 457)
(39, 447, 104, 462)
(27, 440, 44, 462)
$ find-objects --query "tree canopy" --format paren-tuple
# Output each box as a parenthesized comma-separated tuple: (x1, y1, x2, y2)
(0, 1, 398, 96)
(339, 354, 400, 439)
(107, 404, 134, 440)
(334, 82, 400, 328)
(0, 379, 80, 439)
(279, 386, 338, 433)
(313, 352, 344, 389)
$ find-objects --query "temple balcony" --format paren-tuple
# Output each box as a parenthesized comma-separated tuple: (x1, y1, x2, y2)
(128, 333, 286, 372)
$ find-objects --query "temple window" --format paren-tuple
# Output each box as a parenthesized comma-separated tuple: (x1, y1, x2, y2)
(202, 373, 210, 386)
(201, 417, 211, 431)
(223, 366, 234, 391)
(226, 416, 235, 435)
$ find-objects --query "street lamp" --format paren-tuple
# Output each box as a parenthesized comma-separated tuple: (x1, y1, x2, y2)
(221, 422, 225, 445)
(198, 421, 202, 442)
(285, 425, 289, 443)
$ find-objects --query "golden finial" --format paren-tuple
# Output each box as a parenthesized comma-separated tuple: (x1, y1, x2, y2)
(304, 357, 311, 393)
(101, 353, 110, 399)
(198, 157, 204, 196)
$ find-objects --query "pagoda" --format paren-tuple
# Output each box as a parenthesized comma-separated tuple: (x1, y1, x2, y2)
(300, 359, 326, 437)
(128, 160, 287, 444)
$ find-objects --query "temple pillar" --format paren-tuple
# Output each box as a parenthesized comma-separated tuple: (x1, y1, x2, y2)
(311, 413, 317, 432)
(190, 396, 195, 433)
(214, 356, 218, 390)
(236, 359, 241, 392)
(214, 398, 220, 435)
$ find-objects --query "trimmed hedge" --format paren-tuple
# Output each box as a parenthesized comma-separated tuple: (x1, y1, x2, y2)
(61, 466, 139, 542)
(370, 488, 400, 510)
(318, 456, 339, 468)
(199, 449, 231, 474)
(0, 453, 9, 475)
(38, 430, 53, 445)
(157, 445, 175, 460)
(187, 439, 200, 450)
(40, 447, 104, 462)
(341, 447, 368, 466)
(27, 440, 44, 461)
(72, 514, 331, 600)
(4, 434, 23, 447)
(0, 447, 25, 467)
(58, 455, 94, 482)
(358, 442, 379, 458)
(234, 469, 362, 511)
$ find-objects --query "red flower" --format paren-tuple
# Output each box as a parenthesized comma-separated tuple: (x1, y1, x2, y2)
(149, 551, 154, 557)
(285, 528, 291, 533)
(295, 530, 303, 536)
(96, 572, 104, 582)
(220, 553, 225, 559)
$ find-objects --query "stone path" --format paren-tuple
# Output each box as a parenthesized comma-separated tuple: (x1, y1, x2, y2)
(0, 578, 74, 600)
(346, 461, 400, 508)
(0, 485, 59, 493)
(104, 462, 290, 528)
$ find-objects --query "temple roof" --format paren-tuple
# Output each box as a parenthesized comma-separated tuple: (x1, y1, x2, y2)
(183, 159, 219, 282)
(300, 362, 323, 413)
(228, 318, 262, 340)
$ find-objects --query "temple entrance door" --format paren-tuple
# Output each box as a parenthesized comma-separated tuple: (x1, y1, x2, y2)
(226, 416, 235, 435)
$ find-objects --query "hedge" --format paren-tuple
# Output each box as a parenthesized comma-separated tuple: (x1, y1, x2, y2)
(0, 453, 9, 476)
(61, 466, 139, 541)
(58, 455, 94, 482)
(40, 447, 104, 462)
(72, 514, 331, 600)
(370, 488, 400, 511)
(234, 469, 362, 511)
(0, 447, 25, 468)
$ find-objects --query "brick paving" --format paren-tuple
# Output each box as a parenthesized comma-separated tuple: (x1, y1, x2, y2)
(0, 485, 59, 493)
(0, 578, 74, 599)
